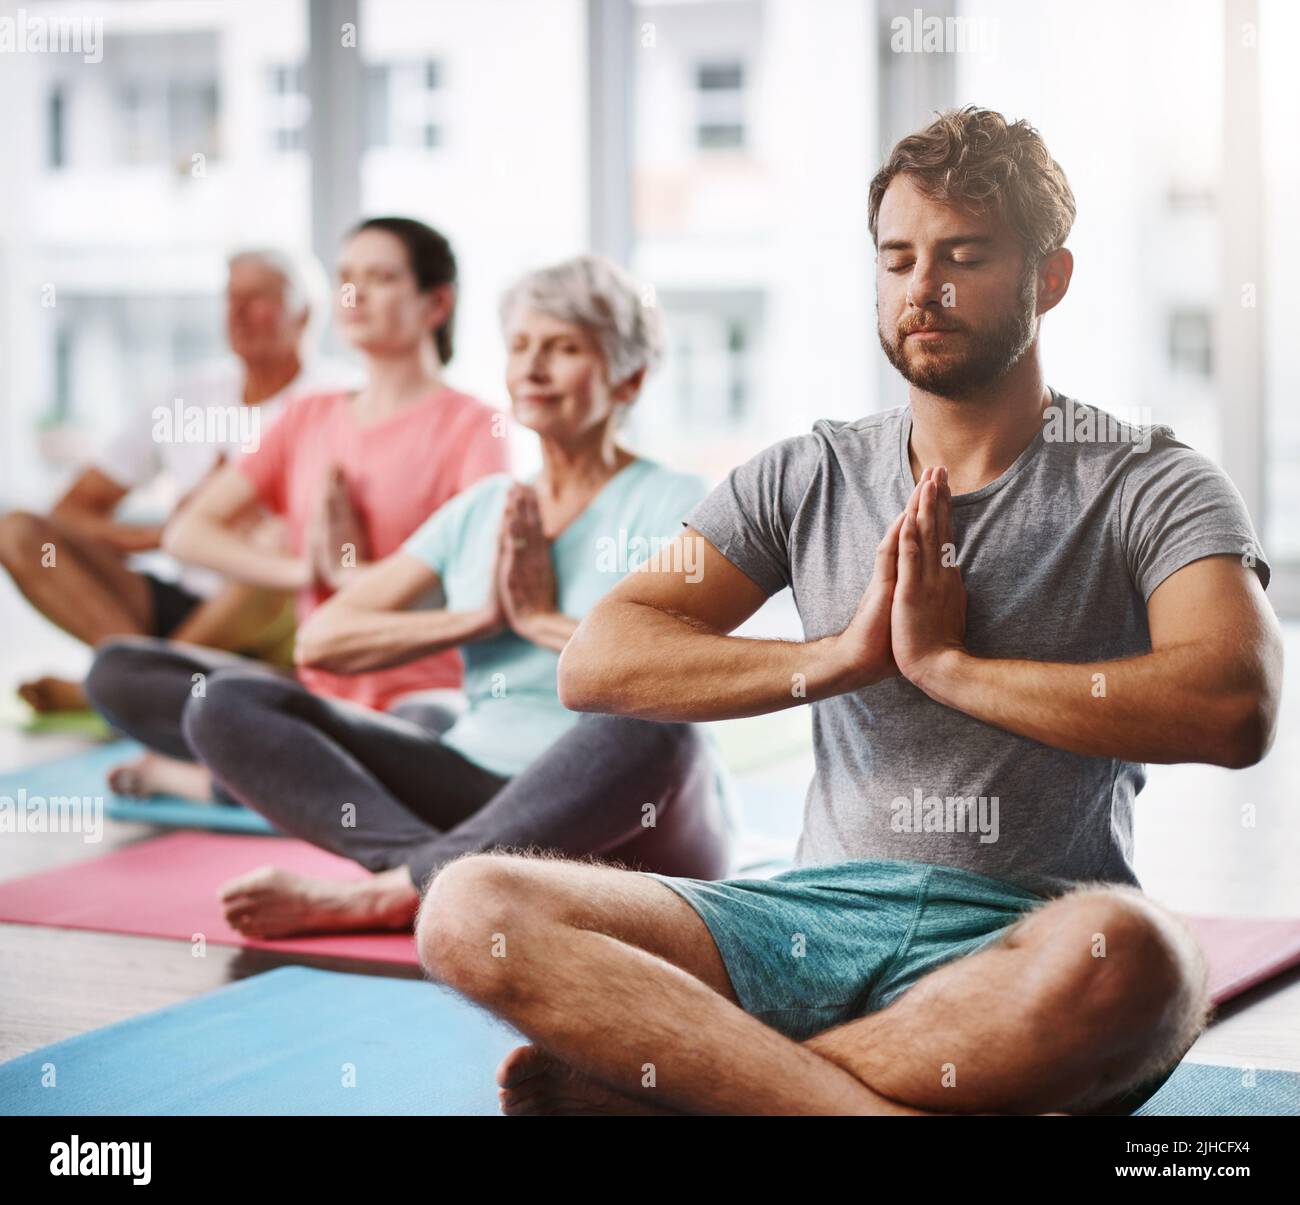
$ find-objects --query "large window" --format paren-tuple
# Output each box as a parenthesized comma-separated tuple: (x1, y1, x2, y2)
(629, 0, 874, 482)
(695, 60, 747, 149)
(0, 0, 1291, 610)
(358, 0, 588, 465)
(1, 2, 310, 504)
(267, 64, 309, 153)
(364, 59, 446, 150)
(1261, 0, 1300, 565)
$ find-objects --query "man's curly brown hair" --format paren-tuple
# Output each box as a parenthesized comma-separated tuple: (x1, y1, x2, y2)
(869, 106, 1077, 269)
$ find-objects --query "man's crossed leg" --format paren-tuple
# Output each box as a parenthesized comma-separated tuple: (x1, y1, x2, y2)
(416, 852, 1210, 1116)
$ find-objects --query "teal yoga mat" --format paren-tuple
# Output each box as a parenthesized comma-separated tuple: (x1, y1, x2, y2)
(0, 740, 275, 835)
(1136, 1062, 1299, 1117)
(0, 967, 520, 1115)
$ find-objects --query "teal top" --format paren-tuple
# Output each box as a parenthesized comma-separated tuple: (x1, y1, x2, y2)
(402, 458, 710, 778)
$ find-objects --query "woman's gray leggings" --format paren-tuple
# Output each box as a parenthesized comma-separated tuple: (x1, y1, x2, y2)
(85, 637, 731, 890)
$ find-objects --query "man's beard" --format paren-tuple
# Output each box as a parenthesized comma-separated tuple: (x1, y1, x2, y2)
(878, 270, 1038, 397)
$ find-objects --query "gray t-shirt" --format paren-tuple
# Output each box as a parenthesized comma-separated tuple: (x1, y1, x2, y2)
(685, 393, 1270, 898)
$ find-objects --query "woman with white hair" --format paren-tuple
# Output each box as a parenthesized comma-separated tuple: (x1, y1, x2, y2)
(177, 253, 733, 938)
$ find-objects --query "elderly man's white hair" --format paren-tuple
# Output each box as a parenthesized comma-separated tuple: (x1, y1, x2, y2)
(227, 247, 330, 351)
(499, 254, 664, 386)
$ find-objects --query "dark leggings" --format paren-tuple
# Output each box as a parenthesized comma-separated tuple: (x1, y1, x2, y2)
(86, 636, 731, 889)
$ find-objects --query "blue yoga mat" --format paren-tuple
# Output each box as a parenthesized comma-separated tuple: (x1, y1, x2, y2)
(0, 740, 275, 835)
(2, 962, 1294, 1116)
(1135, 1062, 1299, 1117)
(0, 967, 521, 1115)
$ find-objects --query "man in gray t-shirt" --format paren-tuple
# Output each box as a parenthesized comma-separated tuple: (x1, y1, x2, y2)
(684, 393, 1269, 898)
(417, 107, 1284, 1120)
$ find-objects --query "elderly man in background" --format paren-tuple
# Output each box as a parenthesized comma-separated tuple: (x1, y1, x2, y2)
(0, 247, 356, 716)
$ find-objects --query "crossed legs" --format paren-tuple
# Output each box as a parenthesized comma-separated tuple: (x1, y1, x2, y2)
(86, 637, 281, 802)
(0, 511, 154, 712)
(2, 511, 290, 713)
(184, 674, 729, 938)
(417, 854, 1210, 1116)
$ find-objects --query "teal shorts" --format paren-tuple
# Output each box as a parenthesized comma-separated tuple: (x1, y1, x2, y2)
(641, 857, 1178, 1115)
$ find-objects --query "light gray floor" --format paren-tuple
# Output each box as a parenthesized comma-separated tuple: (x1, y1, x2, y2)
(1, 575, 1297, 1085)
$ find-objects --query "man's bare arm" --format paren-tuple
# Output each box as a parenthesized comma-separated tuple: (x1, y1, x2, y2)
(50, 468, 163, 554)
(913, 558, 1281, 768)
(558, 501, 915, 721)
(895, 471, 1282, 769)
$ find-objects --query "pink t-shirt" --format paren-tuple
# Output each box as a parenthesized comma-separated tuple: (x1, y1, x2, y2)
(239, 386, 510, 710)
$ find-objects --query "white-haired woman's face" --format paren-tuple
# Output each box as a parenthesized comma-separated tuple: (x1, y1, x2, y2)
(504, 305, 626, 441)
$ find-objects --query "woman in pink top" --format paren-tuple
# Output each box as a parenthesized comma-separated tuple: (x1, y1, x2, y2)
(86, 217, 509, 800)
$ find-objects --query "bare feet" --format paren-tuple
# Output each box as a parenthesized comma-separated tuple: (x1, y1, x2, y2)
(106, 751, 212, 801)
(496, 1044, 675, 1116)
(218, 865, 419, 939)
(495, 1046, 1074, 1117)
(18, 675, 89, 713)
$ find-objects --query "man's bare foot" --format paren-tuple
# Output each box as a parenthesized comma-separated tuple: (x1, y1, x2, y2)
(496, 1044, 676, 1116)
(18, 676, 89, 713)
(106, 751, 212, 801)
(496, 1046, 1074, 1117)
(218, 865, 419, 939)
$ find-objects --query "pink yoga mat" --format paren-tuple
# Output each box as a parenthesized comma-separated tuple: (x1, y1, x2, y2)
(0, 832, 419, 965)
(2, 838, 1299, 998)
(1181, 914, 1300, 1005)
